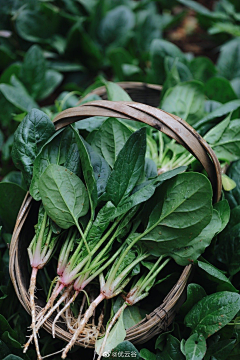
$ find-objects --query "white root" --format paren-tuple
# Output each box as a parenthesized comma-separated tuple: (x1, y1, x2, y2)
(35, 282, 64, 324)
(25, 286, 73, 351)
(52, 291, 79, 338)
(97, 303, 127, 360)
(61, 293, 105, 359)
(24, 267, 42, 359)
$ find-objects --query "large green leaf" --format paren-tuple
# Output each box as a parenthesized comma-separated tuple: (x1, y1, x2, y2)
(197, 260, 237, 292)
(107, 341, 141, 360)
(205, 77, 237, 104)
(88, 117, 132, 167)
(158, 335, 185, 360)
(39, 164, 89, 229)
(38, 70, 63, 101)
(205, 116, 240, 162)
(0, 78, 38, 113)
(216, 205, 240, 275)
(184, 333, 206, 360)
(161, 81, 205, 125)
(225, 160, 240, 208)
(20, 45, 46, 100)
(15, 9, 58, 43)
(0, 183, 26, 232)
(99, 6, 135, 48)
(12, 109, 55, 187)
(105, 128, 146, 206)
(217, 38, 240, 80)
(189, 57, 216, 83)
(141, 172, 213, 255)
(180, 284, 207, 317)
(167, 209, 222, 265)
(72, 127, 98, 211)
(149, 39, 184, 84)
(30, 127, 80, 200)
(185, 291, 240, 338)
(194, 100, 240, 130)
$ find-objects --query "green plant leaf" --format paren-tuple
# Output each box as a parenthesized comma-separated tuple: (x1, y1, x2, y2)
(194, 100, 240, 130)
(12, 109, 55, 187)
(140, 348, 156, 360)
(149, 39, 184, 84)
(20, 45, 46, 100)
(184, 291, 240, 338)
(88, 117, 132, 167)
(158, 334, 185, 360)
(99, 6, 135, 48)
(39, 164, 89, 229)
(180, 284, 207, 317)
(225, 160, 240, 208)
(189, 57, 216, 83)
(38, 70, 63, 101)
(142, 172, 213, 255)
(184, 333, 206, 360)
(217, 38, 240, 80)
(205, 339, 236, 360)
(72, 127, 98, 211)
(0, 79, 38, 113)
(105, 128, 146, 206)
(0, 183, 26, 232)
(216, 205, 240, 275)
(197, 260, 237, 292)
(95, 311, 126, 355)
(161, 81, 205, 125)
(167, 209, 221, 265)
(103, 81, 132, 102)
(107, 341, 141, 360)
(205, 77, 238, 104)
(30, 127, 80, 200)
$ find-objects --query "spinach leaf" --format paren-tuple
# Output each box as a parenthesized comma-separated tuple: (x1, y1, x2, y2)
(197, 261, 237, 292)
(88, 117, 132, 168)
(72, 127, 98, 213)
(149, 39, 185, 84)
(167, 209, 222, 265)
(184, 291, 240, 339)
(184, 333, 206, 360)
(204, 115, 240, 162)
(99, 6, 135, 49)
(194, 100, 240, 130)
(217, 38, 240, 80)
(30, 127, 79, 200)
(105, 128, 146, 206)
(141, 172, 213, 255)
(161, 81, 205, 126)
(226, 160, 240, 208)
(205, 77, 237, 104)
(20, 45, 46, 100)
(189, 57, 216, 83)
(180, 284, 207, 318)
(39, 164, 89, 229)
(12, 109, 55, 187)
(140, 348, 156, 360)
(102, 80, 132, 102)
(216, 206, 240, 275)
(0, 182, 26, 232)
(107, 341, 141, 360)
(157, 334, 185, 360)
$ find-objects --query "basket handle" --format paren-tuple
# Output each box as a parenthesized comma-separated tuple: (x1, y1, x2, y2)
(53, 100, 222, 203)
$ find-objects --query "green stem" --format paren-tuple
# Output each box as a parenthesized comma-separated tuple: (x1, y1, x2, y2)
(76, 222, 91, 255)
(138, 257, 170, 293)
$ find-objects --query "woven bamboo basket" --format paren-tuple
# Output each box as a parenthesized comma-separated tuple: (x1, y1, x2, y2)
(9, 82, 222, 349)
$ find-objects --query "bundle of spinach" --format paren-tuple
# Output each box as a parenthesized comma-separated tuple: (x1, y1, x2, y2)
(11, 107, 226, 360)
